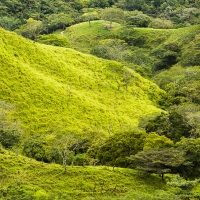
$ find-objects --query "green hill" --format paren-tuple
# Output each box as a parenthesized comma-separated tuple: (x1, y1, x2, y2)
(0, 148, 180, 200)
(61, 20, 122, 53)
(63, 20, 199, 53)
(61, 21, 200, 71)
(0, 28, 163, 138)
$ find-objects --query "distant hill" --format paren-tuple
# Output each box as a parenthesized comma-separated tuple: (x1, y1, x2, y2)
(0, 28, 163, 138)
(62, 21, 200, 70)
(62, 20, 122, 53)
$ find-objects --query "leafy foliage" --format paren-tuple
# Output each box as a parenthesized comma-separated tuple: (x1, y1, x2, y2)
(101, 7, 124, 27)
(125, 11, 152, 27)
(36, 34, 71, 47)
(129, 148, 187, 180)
(0, 100, 22, 149)
(0, 129, 20, 149)
(0, 149, 178, 200)
(148, 18, 174, 29)
(15, 18, 43, 40)
(154, 66, 200, 136)
(176, 138, 200, 179)
(145, 111, 193, 142)
(91, 39, 129, 62)
(90, 130, 145, 167)
(23, 136, 47, 161)
(143, 132, 174, 150)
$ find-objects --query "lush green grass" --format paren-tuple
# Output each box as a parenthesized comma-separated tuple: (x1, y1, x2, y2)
(132, 25, 200, 48)
(0, 28, 163, 138)
(63, 20, 199, 52)
(62, 21, 200, 69)
(63, 20, 122, 53)
(0, 148, 180, 200)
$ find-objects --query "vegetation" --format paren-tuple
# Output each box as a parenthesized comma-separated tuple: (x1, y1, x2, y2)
(0, 0, 199, 34)
(62, 20, 199, 76)
(0, 148, 183, 200)
(0, 0, 200, 198)
(0, 28, 163, 138)
(129, 147, 187, 180)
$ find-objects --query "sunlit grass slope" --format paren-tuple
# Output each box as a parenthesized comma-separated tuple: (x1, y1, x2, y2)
(64, 20, 122, 53)
(0, 28, 163, 136)
(0, 148, 179, 200)
(64, 21, 200, 50)
(63, 21, 199, 66)
(133, 25, 200, 48)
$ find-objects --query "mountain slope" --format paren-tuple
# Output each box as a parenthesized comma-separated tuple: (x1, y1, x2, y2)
(0, 28, 163, 136)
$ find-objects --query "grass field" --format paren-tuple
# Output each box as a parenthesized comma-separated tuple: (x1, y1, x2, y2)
(62, 21, 200, 69)
(0, 28, 163, 139)
(63, 20, 122, 53)
(0, 148, 181, 200)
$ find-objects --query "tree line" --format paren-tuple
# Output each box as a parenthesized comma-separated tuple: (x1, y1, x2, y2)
(0, 0, 199, 35)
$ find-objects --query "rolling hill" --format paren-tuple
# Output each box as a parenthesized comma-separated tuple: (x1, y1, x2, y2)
(0, 148, 180, 200)
(61, 21, 200, 71)
(0, 28, 163, 139)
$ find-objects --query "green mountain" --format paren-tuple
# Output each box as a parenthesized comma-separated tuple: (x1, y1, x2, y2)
(0, 28, 163, 138)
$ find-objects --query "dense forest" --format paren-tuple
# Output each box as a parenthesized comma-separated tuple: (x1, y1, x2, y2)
(0, 0, 199, 33)
(0, 0, 200, 199)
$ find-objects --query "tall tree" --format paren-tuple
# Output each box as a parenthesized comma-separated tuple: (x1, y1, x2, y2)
(129, 147, 187, 180)
(15, 18, 43, 40)
(91, 130, 145, 167)
(101, 7, 124, 27)
(145, 111, 193, 142)
(53, 134, 78, 172)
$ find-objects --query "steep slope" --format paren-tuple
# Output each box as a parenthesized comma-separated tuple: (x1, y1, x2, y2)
(0, 148, 179, 200)
(0, 28, 163, 137)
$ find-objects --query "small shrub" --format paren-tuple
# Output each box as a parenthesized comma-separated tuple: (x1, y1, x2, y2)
(36, 34, 71, 47)
(148, 18, 174, 29)
(0, 129, 20, 149)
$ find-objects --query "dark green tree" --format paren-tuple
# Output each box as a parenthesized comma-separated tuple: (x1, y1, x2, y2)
(176, 138, 200, 179)
(125, 11, 152, 27)
(15, 18, 44, 40)
(90, 130, 145, 167)
(0, 16, 21, 31)
(44, 13, 74, 32)
(145, 111, 193, 142)
(23, 136, 47, 161)
(0, 129, 20, 149)
(129, 147, 187, 180)
(101, 7, 124, 27)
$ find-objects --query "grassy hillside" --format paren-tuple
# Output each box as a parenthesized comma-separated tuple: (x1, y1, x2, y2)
(0, 28, 163, 137)
(62, 20, 199, 51)
(130, 25, 200, 49)
(63, 20, 122, 53)
(0, 148, 180, 200)
(61, 21, 200, 70)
